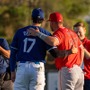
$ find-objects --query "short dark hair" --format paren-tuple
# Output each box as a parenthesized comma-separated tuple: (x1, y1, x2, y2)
(32, 17, 44, 23)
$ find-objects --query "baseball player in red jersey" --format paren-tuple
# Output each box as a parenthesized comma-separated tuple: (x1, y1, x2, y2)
(29, 12, 84, 90)
(73, 22, 90, 90)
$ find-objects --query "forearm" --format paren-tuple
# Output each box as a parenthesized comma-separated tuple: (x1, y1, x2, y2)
(37, 32, 58, 46)
(10, 48, 17, 72)
(58, 49, 72, 58)
(57, 46, 78, 58)
(0, 46, 10, 59)
(49, 48, 73, 58)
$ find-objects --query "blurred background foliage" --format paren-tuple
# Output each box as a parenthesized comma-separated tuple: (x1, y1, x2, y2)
(0, 0, 90, 43)
(0, 0, 90, 42)
(0, 0, 90, 69)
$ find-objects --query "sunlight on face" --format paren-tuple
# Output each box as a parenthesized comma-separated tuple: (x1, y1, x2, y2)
(74, 26, 86, 40)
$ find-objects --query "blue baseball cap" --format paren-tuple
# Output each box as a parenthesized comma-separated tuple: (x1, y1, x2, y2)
(31, 8, 44, 19)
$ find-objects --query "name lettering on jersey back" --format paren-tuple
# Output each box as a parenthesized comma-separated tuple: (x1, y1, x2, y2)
(67, 31, 78, 47)
(69, 38, 78, 47)
(23, 30, 31, 36)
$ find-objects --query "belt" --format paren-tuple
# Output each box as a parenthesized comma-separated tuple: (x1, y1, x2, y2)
(19, 61, 40, 64)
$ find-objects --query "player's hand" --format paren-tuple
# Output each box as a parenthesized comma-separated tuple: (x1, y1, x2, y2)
(11, 72, 16, 82)
(71, 45, 78, 54)
(27, 27, 40, 36)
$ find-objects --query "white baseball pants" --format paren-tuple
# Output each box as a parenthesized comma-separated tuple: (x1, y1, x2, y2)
(14, 62, 45, 90)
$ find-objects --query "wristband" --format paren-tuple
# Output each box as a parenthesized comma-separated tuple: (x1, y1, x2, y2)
(37, 32, 48, 40)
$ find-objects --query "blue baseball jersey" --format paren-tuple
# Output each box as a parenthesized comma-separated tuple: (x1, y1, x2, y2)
(10, 26, 55, 71)
(0, 38, 10, 73)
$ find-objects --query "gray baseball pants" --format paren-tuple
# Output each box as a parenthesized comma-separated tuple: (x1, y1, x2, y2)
(58, 65, 84, 90)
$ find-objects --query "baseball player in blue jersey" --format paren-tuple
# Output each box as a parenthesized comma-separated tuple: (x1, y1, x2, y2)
(10, 8, 78, 90)
(0, 38, 13, 90)
(10, 8, 57, 90)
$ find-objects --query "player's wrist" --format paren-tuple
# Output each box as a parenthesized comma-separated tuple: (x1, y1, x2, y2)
(37, 32, 43, 38)
(37, 32, 48, 40)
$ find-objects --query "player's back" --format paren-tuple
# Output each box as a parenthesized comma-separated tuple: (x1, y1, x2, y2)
(10, 26, 53, 62)
(54, 27, 82, 68)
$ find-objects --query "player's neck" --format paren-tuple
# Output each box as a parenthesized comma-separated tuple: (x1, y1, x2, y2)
(32, 23, 41, 27)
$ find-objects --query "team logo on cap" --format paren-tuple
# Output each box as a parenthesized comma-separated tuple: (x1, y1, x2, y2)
(38, 16, 41, 18)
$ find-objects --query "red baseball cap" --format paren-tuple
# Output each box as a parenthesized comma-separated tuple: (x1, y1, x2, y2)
(48, 12, 63, 22)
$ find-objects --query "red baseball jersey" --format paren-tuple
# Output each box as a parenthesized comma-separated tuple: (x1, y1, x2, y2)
(82, 37, 90, 79)
(53, 27, 82, 69)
